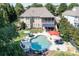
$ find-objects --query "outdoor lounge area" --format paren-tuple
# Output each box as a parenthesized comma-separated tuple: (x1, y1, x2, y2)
(20, 31, 69, 56)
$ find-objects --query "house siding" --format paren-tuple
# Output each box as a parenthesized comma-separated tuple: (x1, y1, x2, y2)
(19, 7, 56, 29)
(64, 16, 75, 26)
(33, 18, 42, 28)
(20, 18, 31, 28)
(20, 17, 56, 29)
(20, 17, 43, 28)
(64, 16, 79, 27)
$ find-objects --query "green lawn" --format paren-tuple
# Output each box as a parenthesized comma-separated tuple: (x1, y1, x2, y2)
(26, 28, 43, 33)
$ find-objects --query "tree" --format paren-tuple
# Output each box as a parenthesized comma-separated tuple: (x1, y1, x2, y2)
(31, 3, 43, 7)
(0, 3, 17, 23)
(0, 3, 19, 55)
(6, 4, 17, 23)
(0, 13, 5, 28)
(68, 3, 79, 10)
(59, 17, 79, 48)
(0, 24, 18, 55)
(20, 22, 26, 29)
(9, 5, 17, 23)
(45, 3, 56, 16)
(15, 3, 24, 16)
(0, 3, 9, 23)
(57, 3, 67, 15)
(59, 17, 70, 42)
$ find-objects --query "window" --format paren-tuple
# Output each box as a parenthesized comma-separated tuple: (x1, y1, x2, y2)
(77, 24, 79, 27)
(38, 24, 40, 27)
(36, 24, 38, 27)
(76, 23, 79, 27)
(35, 24, 37, 27)
(33, 24, 36, 27)
(75, 23, 79, 27)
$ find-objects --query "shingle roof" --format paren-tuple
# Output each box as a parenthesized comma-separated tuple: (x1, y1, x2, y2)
(20, 7, 54, 18)
(63, 7, 79, 17)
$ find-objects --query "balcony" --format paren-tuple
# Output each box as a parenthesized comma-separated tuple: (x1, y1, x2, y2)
(42, 23, 55, 27)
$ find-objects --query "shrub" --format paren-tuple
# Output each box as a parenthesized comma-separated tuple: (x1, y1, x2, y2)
(59, 17, 79, 49)
(20, 22, 26, 30)
(0, 24, 19, 55)
(30, 28, 43, 33)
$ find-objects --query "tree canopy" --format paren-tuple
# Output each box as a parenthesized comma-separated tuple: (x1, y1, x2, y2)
(57, 3, 67, 15)
(15, 3, 24, 16)
(31, 3, 43, 7)
(0, 3, 17, 23)
(59, 17, 70, 42)
(45, 3, 56, 16)
(68, 3, 79, 10)
(0, 13, 5, 28)
(0, 3, 19, 55)
(59, 17, 79, 48)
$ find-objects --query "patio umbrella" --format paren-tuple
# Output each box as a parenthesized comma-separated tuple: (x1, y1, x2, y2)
(48, 31, 60, 36)
(51, 35, 62, 40)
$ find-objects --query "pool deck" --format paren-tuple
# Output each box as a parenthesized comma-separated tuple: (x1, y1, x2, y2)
(21, 31, 77, 54)
(32, 32, 77, 52)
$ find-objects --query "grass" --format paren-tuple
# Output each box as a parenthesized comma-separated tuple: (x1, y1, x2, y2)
(14, 30, 26, 41)
(26, 28, 43, 33)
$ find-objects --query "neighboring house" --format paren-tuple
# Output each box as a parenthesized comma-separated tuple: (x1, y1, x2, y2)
(19, 7, 57, 31)
(62, 7, 79, 28)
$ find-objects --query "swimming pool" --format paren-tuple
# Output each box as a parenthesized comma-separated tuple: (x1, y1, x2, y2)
(30, 35, 51, 52)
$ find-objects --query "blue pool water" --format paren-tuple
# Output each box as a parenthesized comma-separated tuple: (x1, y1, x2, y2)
(30, 35, 51, 52)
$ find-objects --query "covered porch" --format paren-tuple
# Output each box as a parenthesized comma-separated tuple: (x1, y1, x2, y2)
(42, 17, 56, 31)
(43, 24, 55, 31)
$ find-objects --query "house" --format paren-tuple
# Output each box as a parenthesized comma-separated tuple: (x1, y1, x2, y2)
(62, 7, 79, 28)
(19, 7, 57, 31)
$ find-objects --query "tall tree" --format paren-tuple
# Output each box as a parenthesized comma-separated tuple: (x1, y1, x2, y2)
(45, 3, 56, 16)
(31, 3, 43, 7)
(59, 17, 79, 48)
(0, 12, 5, 28)
(68, 3, 79, 10)
(9, 5, 17, 23)
(59, 17, 70, 42)
(0, 3, 17, 23)
(0, 3, 19, 55)
(57, 3, 67, 15)
(0, 3, 9, 23)
(15, 3, 24, 16)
